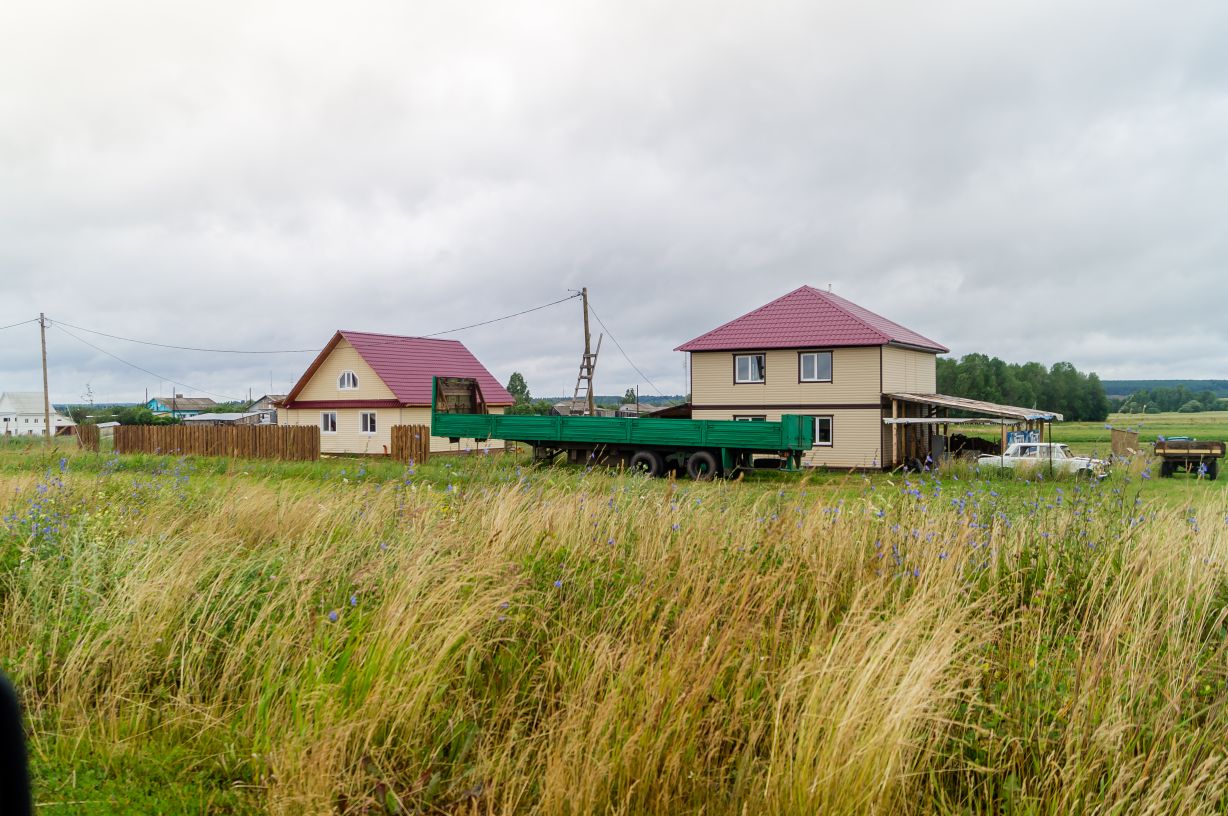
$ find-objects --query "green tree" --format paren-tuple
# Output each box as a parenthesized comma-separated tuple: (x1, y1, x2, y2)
(621, 388, 637, 404)
(506, 372, 530, 405)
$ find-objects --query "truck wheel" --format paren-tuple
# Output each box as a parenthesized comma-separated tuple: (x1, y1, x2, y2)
(629, 450, 664, 477)
(686, 450, 719, 480)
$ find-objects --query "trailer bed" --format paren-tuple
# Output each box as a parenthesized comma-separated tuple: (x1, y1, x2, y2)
(431, 377, 813, 477)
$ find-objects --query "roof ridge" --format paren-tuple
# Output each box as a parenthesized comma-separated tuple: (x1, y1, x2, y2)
(804, 287, 890, 344)
(675, 286, 816, 350)
(820, 289, 945, 349)
(339, 329, 459, 344)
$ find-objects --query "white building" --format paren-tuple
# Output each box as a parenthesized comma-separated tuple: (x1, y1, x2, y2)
(0, 392, 76, 437)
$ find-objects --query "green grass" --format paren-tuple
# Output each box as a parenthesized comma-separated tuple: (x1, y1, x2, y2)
(2, 444, 1227, 813)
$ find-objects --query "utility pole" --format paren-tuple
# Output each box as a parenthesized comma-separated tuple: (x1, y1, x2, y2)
(39, 313, 51, 443)
(581, 287, 594, 416)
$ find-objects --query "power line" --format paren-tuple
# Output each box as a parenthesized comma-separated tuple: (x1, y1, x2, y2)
(586, 301, 666, 397)
(51, 320, 318, 354)
(49, 293, 582, 354)
(0, 318, 38, 332)
(53, 324, 245, 403)
(420, 293, 581, 338)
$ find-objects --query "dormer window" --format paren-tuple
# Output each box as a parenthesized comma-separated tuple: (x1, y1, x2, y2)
(338, 370, 359, 390)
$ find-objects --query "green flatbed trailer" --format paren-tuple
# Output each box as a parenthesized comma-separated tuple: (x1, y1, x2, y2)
(431, 377, 813, 478)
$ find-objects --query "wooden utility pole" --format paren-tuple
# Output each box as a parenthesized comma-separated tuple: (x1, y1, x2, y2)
(39, 313, 51, 443)
(581, 287, 594, 416)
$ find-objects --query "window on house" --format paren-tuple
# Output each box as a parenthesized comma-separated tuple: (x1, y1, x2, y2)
(808, 416, 833, 446)
(321, 412, 337, 433)
(733, 415, 766, 421)
(799, 351, 833, 382)
(338, 370, 359, 390)
(360, 412, 377, 434)
(734, 354, 766, 383)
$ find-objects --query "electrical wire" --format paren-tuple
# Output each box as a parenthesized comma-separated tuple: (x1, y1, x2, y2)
(419, 294, 581, 338)
(0, 318, 38, 332)
(587, 301, 666, 397)
(51, 321, 319, 354)
(50, 293, 582, 354)
(54, 324, 245, 403)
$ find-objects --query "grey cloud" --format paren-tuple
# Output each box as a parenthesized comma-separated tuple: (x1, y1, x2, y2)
(2, 0, 1227, 402)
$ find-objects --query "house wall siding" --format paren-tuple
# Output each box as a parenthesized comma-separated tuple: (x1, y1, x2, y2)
(688, 346, 884, 468)
(690, 346, 882, 406)
(692, 407, 883, 468)
(281, 406, 505, 455)
(881, 346, 938, 393)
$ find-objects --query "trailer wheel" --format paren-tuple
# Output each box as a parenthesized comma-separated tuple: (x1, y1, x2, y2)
(1208, 459, 1219, 481)
(1160, 460, 1174, 478)
(686, 450, 719, 480)
(629, 450, 664, 477)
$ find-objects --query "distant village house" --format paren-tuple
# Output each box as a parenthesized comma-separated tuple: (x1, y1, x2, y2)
(0, 392, 77, 437)
(146, 395, 216, 418)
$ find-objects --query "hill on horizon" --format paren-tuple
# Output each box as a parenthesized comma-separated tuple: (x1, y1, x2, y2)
(1103, 380, 1228, 398)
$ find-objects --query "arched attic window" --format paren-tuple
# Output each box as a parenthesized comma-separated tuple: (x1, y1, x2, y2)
(338, 370, 359, 390)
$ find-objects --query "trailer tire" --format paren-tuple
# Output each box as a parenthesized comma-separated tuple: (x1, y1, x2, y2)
(686, 450, 719, 480)
(629, 450, 665, 477)
(1160, 460, 1174, 478)
(1208, 459, 1219, 481)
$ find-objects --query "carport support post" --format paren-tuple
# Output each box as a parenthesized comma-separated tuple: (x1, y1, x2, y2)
(1000, 422, 1007, 455)
(891, 399, 898, 468)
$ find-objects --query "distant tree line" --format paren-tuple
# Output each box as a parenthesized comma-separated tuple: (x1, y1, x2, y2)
(1118, 385, 1226, 414)
(936, 354, 1111, 422)
(1103, 379, 1228, 398)
(65, 405, 181, 426)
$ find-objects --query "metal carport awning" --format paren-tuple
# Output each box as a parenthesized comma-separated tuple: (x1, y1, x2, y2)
(883, 393, 1063, 467)
(885, 393, 1063, 422)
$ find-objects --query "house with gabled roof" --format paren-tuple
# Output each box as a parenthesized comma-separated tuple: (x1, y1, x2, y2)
(676, 286, 950, 469)
(279, 330, 513, 455)
(146, 395, 217, 418)
(0, 392, 76, 437)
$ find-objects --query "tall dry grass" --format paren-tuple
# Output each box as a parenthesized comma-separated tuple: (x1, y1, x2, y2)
(2, 454, 1228, 814)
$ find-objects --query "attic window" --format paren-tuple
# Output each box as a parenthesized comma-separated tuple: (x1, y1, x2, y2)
(338, 370, 359, 390)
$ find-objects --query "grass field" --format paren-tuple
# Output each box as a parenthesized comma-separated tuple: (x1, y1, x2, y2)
(2, 432, 1227, 813)
(946, 410, 1228, 458)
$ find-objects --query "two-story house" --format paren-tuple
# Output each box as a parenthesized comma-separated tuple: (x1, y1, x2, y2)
(676, 286, 949, 469)
(279, 330, 513, 455)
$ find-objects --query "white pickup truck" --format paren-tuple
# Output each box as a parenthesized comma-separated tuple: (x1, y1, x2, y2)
(978, 443, 1106, 476)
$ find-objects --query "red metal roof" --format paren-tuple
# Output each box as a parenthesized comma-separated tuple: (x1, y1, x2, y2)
(285, 331, 513, 407)
(675, 286, 948, 353)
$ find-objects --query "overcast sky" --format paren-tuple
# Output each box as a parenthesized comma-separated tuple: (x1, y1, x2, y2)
(2, 1, 1226, 404)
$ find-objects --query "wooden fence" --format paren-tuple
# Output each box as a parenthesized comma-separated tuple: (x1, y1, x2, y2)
(390, 425, 431, 463)
(77, 424, 100, 452)
(114, 424, 319, 461)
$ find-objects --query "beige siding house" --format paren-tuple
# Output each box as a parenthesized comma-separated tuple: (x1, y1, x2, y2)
(280, 331, 513, 456)
(677, 286, 948, 469)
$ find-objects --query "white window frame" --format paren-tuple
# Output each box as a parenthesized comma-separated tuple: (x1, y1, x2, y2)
(360, 411, 377, 434)
(321, 412, 337, 433)
(734, 353, 766, 384)
(809, 415, 833, 447)
(798, 351, 833, 383)
(338, 370, 359, 390)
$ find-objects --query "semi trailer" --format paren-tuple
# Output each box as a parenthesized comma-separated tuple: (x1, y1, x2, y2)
(431, 377, 814, 478)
